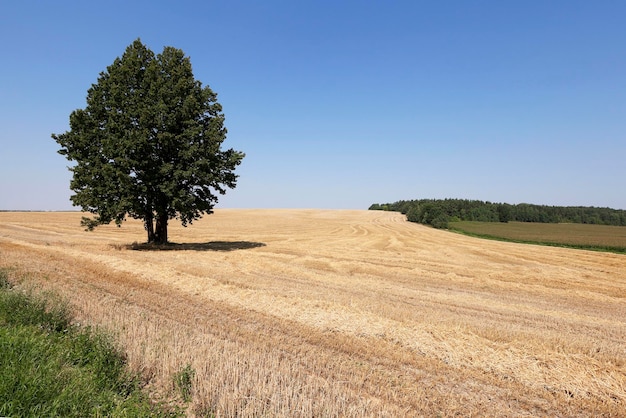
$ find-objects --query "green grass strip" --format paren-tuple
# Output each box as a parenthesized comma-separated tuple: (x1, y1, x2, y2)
(0, 269, 181, 417)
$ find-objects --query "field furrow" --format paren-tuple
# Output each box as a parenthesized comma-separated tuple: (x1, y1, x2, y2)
(1, 209, 625, 416)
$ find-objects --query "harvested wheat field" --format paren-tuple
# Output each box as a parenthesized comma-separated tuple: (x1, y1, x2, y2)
(1, 209, 625, 416)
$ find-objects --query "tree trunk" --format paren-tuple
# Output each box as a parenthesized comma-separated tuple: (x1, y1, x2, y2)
(145, 213, 155, 243)
(154, 213, 168, 244)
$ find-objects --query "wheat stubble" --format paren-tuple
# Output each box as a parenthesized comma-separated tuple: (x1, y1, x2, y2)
(1, 210, 624, 416)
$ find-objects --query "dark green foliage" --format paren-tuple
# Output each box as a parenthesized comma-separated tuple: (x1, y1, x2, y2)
(497, 204, 511, 223)
(371, 198, 626, 228)
(53, 39, 244, 244)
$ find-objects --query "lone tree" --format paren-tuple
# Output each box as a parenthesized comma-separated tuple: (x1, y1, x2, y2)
(52, 39, 244, 244)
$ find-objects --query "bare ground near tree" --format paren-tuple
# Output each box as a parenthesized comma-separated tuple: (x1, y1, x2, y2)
(1, 209, 625, 416)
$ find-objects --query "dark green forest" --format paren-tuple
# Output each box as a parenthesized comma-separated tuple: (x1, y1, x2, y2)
(369, 199, 626, 229)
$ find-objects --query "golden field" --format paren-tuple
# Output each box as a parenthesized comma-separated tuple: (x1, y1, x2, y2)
(1, 209, 625, 417)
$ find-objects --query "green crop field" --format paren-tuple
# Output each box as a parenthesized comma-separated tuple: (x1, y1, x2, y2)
(449, 221, 626, 253)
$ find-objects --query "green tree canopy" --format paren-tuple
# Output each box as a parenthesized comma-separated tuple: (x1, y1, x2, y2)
(371, 199, 626, 227)
(52, 39, 244, 244)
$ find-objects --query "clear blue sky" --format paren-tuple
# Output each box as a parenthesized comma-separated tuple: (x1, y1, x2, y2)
(1, 1, 625, 210)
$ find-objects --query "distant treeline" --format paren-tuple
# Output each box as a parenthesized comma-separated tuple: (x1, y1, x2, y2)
(369, 199, 626, 229)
